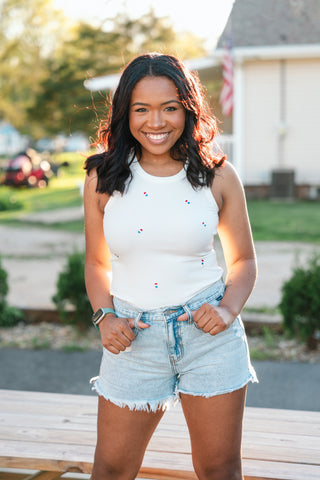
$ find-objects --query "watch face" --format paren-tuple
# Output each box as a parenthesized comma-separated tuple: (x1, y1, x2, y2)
(92, 308, 104, 323)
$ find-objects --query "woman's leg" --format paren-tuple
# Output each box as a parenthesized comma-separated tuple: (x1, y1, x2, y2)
(91, 396, 165, 480)
(180, 386, 247, 480)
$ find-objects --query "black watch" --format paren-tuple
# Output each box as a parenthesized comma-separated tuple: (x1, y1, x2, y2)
(92, 308, 116, 328)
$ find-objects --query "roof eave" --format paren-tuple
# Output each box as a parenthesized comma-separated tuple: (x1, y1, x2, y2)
(83, 56, 221, 92)
(84, 73, 121, 92)
(214, 43, 320, 62)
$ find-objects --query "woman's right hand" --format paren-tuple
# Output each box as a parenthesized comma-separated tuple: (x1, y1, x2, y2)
(98, 315, 150, 354)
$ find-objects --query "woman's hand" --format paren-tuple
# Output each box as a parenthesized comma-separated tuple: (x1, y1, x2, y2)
(99, 315, 150, 354)
(177, 303, 236, 335)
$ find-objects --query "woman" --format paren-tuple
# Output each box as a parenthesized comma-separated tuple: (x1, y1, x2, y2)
(84, 52, 258, 480)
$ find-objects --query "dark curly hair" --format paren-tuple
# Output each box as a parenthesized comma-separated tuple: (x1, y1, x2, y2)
(84, 52, 225, 194)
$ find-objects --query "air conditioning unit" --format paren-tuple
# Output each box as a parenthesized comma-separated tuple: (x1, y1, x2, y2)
(269, 169, 295, 199)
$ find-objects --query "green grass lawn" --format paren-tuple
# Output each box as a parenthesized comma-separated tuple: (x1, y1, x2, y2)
(0, 152, 85, 230)
(1, 154, 319, 241)
(247, 200, 320, 243)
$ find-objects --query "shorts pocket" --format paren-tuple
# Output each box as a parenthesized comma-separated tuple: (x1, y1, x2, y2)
(192, 289, 234, 337)
(114, 307, 141, 339)
(188, 288, 225, 312)
(131, 326, 140, 339)
(190, 289, 225, 333)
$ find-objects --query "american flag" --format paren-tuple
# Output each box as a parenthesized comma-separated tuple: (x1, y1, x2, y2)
(219, 37, 234, 117)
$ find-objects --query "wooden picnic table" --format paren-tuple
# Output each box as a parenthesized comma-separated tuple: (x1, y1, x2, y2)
(0, 389, 320, 479)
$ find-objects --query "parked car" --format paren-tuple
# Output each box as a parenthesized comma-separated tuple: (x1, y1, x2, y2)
(1, 149, 68, 188)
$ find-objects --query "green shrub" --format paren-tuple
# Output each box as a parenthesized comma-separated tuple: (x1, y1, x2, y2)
(0, 191, 24, 211)
(0, 257, 24, 327)
(0, 304, 24, 327)
(53, 251, 92, 329)
(0, 259, 8, 303)
(279, 253, 320, 350)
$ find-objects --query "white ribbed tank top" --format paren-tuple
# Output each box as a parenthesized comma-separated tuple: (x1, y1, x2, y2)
(103, 160, 223, 309)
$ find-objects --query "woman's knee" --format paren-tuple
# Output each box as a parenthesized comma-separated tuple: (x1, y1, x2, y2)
(193, 456, 242, 480)
(91, 453, 141, 480)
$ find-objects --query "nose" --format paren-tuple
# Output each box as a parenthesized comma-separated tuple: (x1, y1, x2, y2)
(147, 110, 166, 129)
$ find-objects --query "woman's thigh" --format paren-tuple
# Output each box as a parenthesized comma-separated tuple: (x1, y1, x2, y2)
(180, 387, 247, 478)
(92, 396, 164, 479)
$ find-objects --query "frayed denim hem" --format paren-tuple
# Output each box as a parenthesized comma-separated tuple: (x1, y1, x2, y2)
(177, 373, 259, 399)
(90, 376, 177, 412)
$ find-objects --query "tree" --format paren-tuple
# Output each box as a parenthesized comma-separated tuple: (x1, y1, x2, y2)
(29, 9, 207, 138)
(0, 0, 68, 136)
(27, 22, 118, 138)
(1, 3, 207, 139)
(106, 9, 207, 62)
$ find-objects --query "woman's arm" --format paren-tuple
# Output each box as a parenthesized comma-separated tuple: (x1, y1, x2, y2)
(214, 161, 257, 327)
(84, 170, 149, 353)
(84, 170, 114, 312)
(177, 161, 257, 334)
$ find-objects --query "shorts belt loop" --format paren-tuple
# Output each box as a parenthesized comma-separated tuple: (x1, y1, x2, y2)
(134, 311, 143, 330)
(183, 304, 193, 324)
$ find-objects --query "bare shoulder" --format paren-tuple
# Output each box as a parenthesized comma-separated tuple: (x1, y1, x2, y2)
(213, 160, 242, 187)
(84, 168, 109, 213)
(84, 167, 98, 193)
(211, 161, 244, 210)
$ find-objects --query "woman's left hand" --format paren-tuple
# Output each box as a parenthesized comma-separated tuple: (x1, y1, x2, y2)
(177, 303, 236, 335)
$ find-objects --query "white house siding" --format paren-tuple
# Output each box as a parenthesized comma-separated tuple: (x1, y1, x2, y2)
(241, 57, 320, 186)
(242, 60, 281, 184)
(285, 58, 320, 184)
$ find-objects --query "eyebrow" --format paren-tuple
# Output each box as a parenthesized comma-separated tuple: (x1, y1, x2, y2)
(131, 100, 181, 107)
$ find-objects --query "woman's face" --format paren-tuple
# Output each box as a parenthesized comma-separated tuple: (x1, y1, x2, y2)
(129, 76, 186, 161)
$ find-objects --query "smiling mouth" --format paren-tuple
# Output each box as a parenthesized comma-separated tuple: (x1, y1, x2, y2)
(143, 132, 170, 143)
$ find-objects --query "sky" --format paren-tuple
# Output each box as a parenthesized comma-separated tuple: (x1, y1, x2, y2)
(52, 0, 235, 50)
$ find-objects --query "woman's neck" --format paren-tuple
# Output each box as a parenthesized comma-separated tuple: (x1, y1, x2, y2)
(138, 156, 184, 177)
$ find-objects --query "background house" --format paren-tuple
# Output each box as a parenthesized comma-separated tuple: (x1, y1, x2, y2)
(216, 0, 320, 198)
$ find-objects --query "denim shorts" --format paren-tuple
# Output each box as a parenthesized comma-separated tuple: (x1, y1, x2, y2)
(90, 279, 258, 411)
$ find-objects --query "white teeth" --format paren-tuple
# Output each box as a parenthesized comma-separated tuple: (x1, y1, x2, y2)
(145, 133, 169, 140)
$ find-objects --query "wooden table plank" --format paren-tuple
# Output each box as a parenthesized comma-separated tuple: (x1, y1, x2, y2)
(0, 413, 95, 430)
(0, 390, 97, 407)
(2, 418, 320, 456)
(2, 391, 320, 432)
(1, 389, 320, 480)
(2, 411, 319, 441)
(2, 390, 317, 425)
(24, 472, 64, 480)
(0, 402, 95, 418)
(242, 458, 320, 480)
(2, 424, 320, 466)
